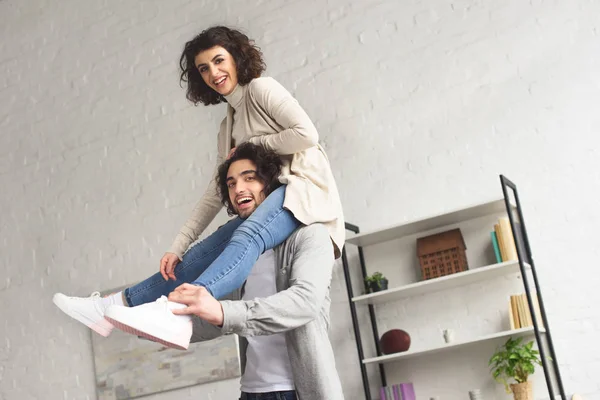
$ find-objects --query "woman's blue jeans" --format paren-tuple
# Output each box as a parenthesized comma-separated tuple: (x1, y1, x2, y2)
(123, 185, 300, 305)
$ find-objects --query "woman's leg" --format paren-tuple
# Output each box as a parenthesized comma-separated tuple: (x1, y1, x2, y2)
(192, 185, 301, 299)
(124, 216, 244, 306)
(87, 185, 299, 346)
(126, 185, 299, 304)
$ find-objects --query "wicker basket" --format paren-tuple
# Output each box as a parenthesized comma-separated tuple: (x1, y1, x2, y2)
(416, 228, 468, 280)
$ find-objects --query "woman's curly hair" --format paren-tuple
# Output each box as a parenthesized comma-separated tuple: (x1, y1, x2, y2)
(216, 142, 283, 216)
(179, 26, 266, 106)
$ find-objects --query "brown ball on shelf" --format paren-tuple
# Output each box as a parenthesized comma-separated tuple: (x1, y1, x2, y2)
(379, 329, 411, 354)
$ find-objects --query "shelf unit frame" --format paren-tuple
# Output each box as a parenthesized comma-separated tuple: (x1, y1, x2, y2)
(340, 175, 566, 400)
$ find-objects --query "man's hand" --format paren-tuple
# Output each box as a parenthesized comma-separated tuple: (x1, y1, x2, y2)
(160, 252, 180, 281)
(169, 283, 224, 326)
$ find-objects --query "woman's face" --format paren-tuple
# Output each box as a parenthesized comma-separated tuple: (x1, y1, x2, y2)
(194, 45, 238, 96)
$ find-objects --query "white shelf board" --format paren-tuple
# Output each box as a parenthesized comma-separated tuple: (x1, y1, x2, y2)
(346, 198, 512, 247)
(352, 260, 528, 305)
(363, 327, 545, 365)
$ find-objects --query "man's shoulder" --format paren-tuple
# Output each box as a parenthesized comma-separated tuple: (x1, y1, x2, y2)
(276, 224, 335, 274)
(283, 224, 331, 251)
(290, 223, 328, 239)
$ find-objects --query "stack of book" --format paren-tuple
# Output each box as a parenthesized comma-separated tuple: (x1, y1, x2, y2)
(508, 292, 544, 329)
(379, 383, 415, 400)
(490, 216, 518, 263)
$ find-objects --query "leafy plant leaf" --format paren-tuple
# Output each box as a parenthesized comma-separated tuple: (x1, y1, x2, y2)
(488, 337, 545, 393)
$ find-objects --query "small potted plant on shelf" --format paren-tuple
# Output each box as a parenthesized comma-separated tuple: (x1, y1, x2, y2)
(364, 272, 388, 293)
(488, 337, 543, 400)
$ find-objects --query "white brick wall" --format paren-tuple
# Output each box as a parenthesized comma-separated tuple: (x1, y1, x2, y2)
(1, 0, 599, 399)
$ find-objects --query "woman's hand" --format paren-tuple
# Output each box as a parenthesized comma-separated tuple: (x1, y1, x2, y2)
(227, 146, 237, 159)
(160, 252, 180, 281)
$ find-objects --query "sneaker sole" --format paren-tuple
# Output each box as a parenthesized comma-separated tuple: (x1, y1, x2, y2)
(104, 314, 190, 351)
(52, 294, 113, 337)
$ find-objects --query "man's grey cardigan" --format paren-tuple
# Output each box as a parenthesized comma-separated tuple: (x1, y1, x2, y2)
(189, 223, 345, 400)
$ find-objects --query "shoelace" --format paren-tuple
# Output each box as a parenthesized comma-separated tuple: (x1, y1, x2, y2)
(155, 295, 187, 315)
(155, 295, 171, 311)
(89, 291, 107, 314)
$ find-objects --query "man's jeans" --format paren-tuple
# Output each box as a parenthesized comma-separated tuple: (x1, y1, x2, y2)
(124, 185, 301, 304)
(240, 390, 297, 400)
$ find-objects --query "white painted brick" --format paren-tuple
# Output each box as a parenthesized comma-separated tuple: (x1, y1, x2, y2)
(2, 0, 600, 399)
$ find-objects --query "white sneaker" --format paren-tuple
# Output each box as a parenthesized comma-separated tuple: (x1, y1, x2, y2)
(104, 296, 192, 350)
(52, 292, 114, 337)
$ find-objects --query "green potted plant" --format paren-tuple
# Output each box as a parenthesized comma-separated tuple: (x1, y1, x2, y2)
(364, 272, 388, 293)
(488, 337, 543, 400)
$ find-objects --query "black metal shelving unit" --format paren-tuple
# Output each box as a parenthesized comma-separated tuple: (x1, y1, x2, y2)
(341, 175, 566, 400)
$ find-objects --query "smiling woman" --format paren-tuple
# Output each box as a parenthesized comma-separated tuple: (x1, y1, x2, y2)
(179, 26, 266, 105)
(194, 46, 240, 96)
(52, 25, 345, 356)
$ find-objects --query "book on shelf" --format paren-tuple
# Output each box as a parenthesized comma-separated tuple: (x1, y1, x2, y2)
(379, 383, 415, 400)
(492, 216, 517, 262)
(508, 292, 544, 330)
(491, 215, 531, 264)
(491, 230, 502, 263)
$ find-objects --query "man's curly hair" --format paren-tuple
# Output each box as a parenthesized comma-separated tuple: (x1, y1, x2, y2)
(216, 142, 283, 216)
(179, 26, 266, 106)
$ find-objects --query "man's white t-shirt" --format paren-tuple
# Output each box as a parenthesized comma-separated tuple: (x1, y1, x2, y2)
(239, 249, 295, 393)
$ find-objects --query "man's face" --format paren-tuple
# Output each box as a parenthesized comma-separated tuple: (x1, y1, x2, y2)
(226, 159, 266, 219)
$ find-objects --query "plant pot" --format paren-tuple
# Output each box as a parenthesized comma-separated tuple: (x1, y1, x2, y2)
(510, 381, 533, 400)
(379, 278, 388, 290)
(368, 278, 388, 293)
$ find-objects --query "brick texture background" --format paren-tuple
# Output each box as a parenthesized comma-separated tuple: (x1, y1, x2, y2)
(1, 0, 599, 399)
